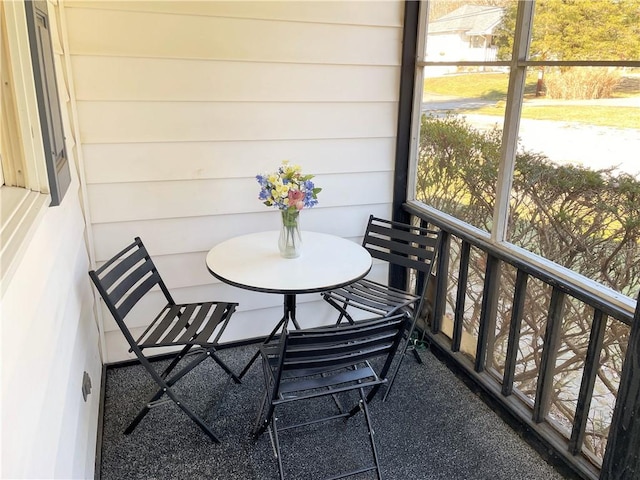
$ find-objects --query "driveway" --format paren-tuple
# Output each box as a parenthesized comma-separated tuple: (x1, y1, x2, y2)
(422, 95, 640, 177)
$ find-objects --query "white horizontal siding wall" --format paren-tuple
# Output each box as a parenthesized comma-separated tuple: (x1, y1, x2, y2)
(1, 189, 100, 479)
(1, 2, 101, 477)
(1, 189, 101, 479)
(63, 0, 404, 362)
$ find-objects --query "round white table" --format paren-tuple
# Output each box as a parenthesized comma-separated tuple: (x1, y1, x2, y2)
(206, 230, 372, 377)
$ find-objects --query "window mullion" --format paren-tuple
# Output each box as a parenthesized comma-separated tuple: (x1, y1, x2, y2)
(491, 0, 535, 243)
(407, 1, 429, 204)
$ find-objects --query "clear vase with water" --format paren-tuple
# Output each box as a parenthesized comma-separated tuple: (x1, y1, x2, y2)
(279, 209, 302, 258)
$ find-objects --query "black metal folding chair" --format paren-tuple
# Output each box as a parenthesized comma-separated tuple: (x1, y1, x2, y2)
(253, 314, 408, 480)
(322, 215, 441, 401)
(89, 237, 240, 443)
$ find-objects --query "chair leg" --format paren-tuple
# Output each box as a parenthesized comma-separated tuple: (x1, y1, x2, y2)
(168, 389, 221, 443)
(382, 314, 423, 402)
(358, 388, 383, 480)
(272, 416, 286, 480)
(208, 349, 242, 383)
(125, 350, 228, 441)
(124, 355, 204, 435)
(334, 299, 353, 326)
(411, 345, 423, 364)
(160, 344, 193, 379)
(124, 388, 164, 435)
(322, 295, 356, 326)
(381, 342, 409, 403)
(252, 389, 271, 438)
(124, 384, 221, 442)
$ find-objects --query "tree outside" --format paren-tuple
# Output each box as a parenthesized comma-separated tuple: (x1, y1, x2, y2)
(494, 0, 640, 98)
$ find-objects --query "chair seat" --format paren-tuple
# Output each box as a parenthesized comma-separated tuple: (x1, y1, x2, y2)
(138, 301, 236, 348)
(323, 278, 419, 317)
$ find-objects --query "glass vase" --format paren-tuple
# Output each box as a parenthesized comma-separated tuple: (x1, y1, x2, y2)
(279, 209, 302, 258)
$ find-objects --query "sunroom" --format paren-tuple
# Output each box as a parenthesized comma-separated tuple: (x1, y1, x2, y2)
(1, 1, 638, 479)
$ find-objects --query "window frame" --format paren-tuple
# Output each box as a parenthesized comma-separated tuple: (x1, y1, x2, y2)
(24, 0, 70, 207)
(1, 0, 50, 193)
(0, 0, 64, 294)
(406, 0, 640, 313)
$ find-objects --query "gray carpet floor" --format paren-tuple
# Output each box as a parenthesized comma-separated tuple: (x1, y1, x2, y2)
(99, 344, 570, 480)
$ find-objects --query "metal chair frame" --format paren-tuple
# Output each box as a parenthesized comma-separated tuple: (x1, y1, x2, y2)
(322, 215, 441, 401)
(253, 314, 408, 480)
(89, 237, 240, 443)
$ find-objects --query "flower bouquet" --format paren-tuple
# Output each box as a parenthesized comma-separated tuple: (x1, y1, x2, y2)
(256, 161, 321, 258)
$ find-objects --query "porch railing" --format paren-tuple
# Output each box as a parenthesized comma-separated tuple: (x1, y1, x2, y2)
(404, 203, 639, 480)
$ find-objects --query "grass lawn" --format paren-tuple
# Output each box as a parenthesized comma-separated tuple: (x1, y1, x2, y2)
(424, 73, 538, 99)
(424, 72, 640, 129)
(469, 104, 640, 129)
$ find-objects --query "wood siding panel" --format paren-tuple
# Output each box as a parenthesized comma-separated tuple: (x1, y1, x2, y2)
(71, 57, 399, 102)
(91, 204, 390, 260)
(87, 172, 393, 223)
(82, 138, 394, 184)
(65, 1, 403, 27)
(77, 101, 397, 144)
(65, 7, 401, 65)
(63, 0, 403, 362)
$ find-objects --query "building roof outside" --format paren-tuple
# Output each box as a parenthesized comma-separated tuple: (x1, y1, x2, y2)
(429, 5, 505, 36)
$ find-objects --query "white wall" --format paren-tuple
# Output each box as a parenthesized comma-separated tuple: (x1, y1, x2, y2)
(1, 186, 101, 480)
(63, 0, 405, 362)
(1, 1, 101, 477)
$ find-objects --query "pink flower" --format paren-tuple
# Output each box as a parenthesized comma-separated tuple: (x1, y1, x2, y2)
(288, 190, 305, 210)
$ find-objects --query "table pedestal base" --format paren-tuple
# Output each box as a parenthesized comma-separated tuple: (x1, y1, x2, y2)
(239, 293, 301, 378)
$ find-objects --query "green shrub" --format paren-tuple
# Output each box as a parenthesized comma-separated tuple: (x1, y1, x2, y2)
(417, 113, 640, 295)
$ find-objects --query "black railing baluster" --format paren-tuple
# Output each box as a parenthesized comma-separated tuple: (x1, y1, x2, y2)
(533, 287, 566, 423)
(569, 309, 607, 455)
(600, 291, 640, 480)
(452, 241, 471, 352)
(403, 204, 637, 479)
(475, 254, 500, 373)
(432, 231, 450, 334)
(502, 269, 529, 396)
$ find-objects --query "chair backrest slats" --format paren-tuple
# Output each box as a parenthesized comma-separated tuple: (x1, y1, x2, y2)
(371, 249, 436, 274)
(109, 260, 156, 308)
(366, 235, 437, 262)
(90, 238, 171, 324)
(99, 245, 148, 292)
(117, 273, 162, 319)
(283, 344, 393, 372)
(281, 315, 406, 372)
(284, 331, 397, 359)
(367, 222, 439, 249)
(287, 318, 401, 345)
(363, 216, 440, 275)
